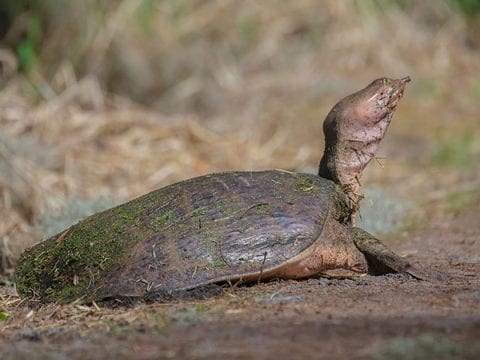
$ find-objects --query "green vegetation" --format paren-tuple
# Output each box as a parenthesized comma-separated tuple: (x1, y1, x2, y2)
(455, 0, 480, 15)
(416, 79, 438, 98)
(195, 303, 208, 313)
(1, 1, 44, 72)
(471, 80, 480, 100)
(374, 334, 461, 360)
(353, 0, 408, 14)
(133, 0, 156, 33)
(171, 306, 206, 324)
(0, 311, 8, 321)
(235, 10, 258, 41)
(191, 207, 208, 217)
(444, 189, 480, 214)
(432, 132, 475, 168)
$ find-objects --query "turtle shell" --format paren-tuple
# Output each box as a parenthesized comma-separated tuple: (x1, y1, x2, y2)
(15, 171, 351, 303)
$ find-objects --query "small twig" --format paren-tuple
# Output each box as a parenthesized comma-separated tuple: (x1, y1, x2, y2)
(191, 265, 198, 279)
(152, 244, 157, 259)
(92, 300, 101, 311)
(354, 174, 362, 187)
(269, 288, 285, 300)
(45, 305, 61, 320)
(240, 203, 269, 219)
(374, 156, 385, 168)
(274, 168, 294, 174)
(217, 241, 231, 268)
(56, 229, 70, 245)
(257, 251, 268, 284)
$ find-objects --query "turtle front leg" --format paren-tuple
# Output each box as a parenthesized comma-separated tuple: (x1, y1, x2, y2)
(351, 227, 448, 281)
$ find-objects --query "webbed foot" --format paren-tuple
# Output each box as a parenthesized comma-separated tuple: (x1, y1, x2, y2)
(351, 227, 449, 282)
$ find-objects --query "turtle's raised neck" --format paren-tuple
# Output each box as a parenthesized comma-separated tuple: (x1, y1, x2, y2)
(318, 77, 410, 214)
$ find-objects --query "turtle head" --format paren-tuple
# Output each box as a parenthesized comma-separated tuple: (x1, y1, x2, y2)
(351, 76, 411, 121)
(318, 76, 410, 213)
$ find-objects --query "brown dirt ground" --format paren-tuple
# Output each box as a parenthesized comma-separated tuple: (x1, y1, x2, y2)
(1, 206, 479, 359)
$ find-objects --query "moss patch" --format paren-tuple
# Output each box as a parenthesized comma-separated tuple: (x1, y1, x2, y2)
(294, 174, 319, 193)
(211, 256, 229, 269)
(15, 190, 171, 303)
(149, 210, 179, 229)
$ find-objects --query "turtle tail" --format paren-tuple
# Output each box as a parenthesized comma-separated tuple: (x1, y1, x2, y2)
(351, 227, 449, 282)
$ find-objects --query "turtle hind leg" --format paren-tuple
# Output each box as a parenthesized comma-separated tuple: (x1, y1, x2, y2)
(351, 227, 448, 282)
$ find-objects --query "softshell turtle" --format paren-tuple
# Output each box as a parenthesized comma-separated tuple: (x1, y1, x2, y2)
(16, 76, 440, 303)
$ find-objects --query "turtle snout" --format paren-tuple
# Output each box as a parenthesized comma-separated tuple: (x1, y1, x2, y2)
(387, 76, 411, 108)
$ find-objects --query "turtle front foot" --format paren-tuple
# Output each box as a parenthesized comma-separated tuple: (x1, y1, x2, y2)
(351, 227, 449, 282)
(396, 261, 450, 282)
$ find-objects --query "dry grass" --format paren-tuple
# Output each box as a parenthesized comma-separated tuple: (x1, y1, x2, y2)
(0, 0, 479, 283)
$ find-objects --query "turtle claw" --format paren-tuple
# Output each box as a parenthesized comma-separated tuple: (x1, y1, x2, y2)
(351, 227, 447, 283)
(403, 262, 450, 283)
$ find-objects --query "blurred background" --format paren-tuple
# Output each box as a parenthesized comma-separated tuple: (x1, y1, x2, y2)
(0, 0, 479, 279)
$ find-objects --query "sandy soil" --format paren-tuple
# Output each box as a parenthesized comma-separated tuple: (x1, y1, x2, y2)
(0, 205, 479, 360)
